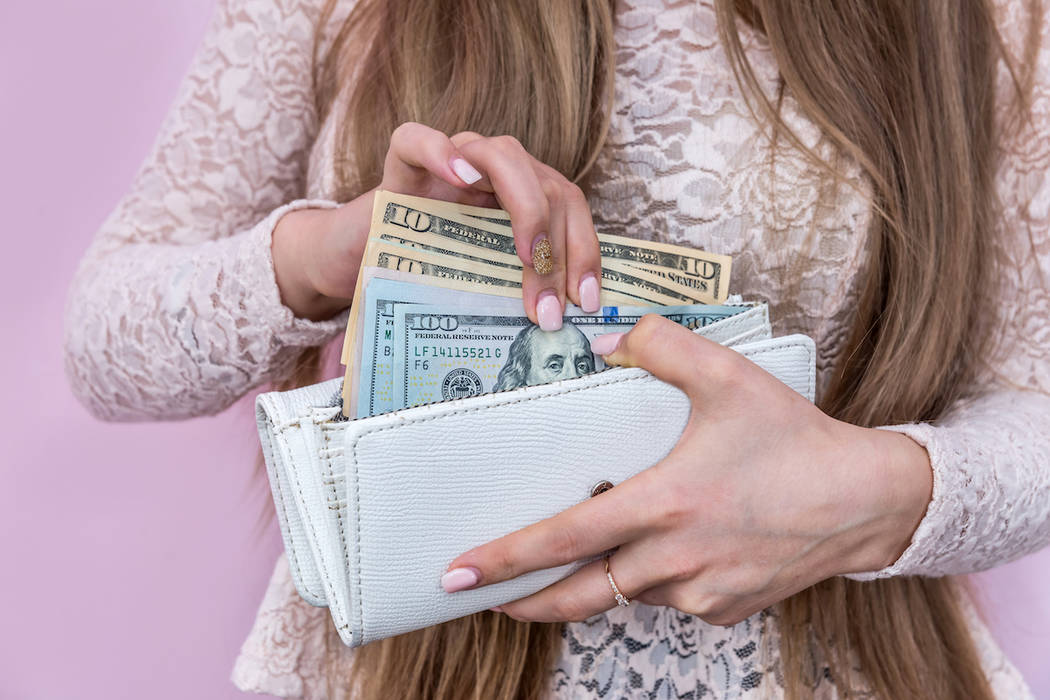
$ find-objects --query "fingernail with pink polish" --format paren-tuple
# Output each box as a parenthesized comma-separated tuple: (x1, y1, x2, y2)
(451, 157, 482, 185)
(489, 606, 504, 613)
(579, 273, 600, 313)
(536, 290, 563, 331)
(441, 566, 481, 593)
(590, 332, 624, 356)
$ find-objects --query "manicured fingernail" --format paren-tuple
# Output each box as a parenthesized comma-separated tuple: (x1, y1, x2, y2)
(532, 236, 553, 275)
(590, 332, 625, 356)
(579, 273, 600, 313)
(451, 157, 482, 185)
(536, 290, 563, 331)
(440, 566, 481, 593)
(489, 606, 504, 613)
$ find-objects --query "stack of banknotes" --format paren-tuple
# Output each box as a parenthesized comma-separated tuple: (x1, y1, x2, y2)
(338, 191, 743, 418)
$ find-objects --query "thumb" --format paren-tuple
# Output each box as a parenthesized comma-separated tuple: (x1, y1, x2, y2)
(589, 314, 722, 394)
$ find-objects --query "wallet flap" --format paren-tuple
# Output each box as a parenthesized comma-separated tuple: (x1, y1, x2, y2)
(256, 381, 341, 605)
(338, 334, 814, 645)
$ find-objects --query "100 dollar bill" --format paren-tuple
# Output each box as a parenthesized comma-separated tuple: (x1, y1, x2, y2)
(392, 298, 747, 411)
(354, 276, 717, 417)
(355, 277, 514, 417)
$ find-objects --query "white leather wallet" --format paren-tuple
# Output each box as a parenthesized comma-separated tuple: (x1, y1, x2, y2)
(255, 304, 815, 647)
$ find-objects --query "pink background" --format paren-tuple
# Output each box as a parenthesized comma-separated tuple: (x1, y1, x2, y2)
(1, 1, 1047, 698)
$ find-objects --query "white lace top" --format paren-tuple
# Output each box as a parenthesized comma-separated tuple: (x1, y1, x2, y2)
(63, 0, 1050, 697)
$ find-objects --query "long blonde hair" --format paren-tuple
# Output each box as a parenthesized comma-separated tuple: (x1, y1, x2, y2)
(267, 0, 1042, 697)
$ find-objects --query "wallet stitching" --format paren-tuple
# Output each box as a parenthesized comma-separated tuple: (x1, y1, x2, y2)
(322, 420, 354, 636)
(348, 339, 813, 448)
(265, 415, 310, 595)
(283, 416, 347, 635)
(345, 422, 365, 640)
(260, 395, 320, 601)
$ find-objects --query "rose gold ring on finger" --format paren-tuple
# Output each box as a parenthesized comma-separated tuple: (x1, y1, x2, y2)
(604, 554, 631, 607)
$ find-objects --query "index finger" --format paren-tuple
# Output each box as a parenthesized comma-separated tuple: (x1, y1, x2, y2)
(439, 467, 664, 592)
(383, 122, 480, 190)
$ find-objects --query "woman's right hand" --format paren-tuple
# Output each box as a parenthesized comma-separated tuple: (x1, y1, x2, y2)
(272, 122, 602, 327)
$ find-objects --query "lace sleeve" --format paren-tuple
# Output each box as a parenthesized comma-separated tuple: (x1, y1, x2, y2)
(62, 0, 346, 422)
(847, 2, 1050, 580)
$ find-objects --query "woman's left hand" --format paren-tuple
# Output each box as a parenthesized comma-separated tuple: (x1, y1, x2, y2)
(439, 315, 934, 625)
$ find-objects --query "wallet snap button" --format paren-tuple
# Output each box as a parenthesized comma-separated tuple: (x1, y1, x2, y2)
(590, 480, 614, 497)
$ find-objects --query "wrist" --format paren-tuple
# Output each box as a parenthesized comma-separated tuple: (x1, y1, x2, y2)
(272, 206, 351, 321)
(847, 427, 934, 573)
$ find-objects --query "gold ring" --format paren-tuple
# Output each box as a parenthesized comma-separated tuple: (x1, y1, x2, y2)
(604, 554, 630, 607)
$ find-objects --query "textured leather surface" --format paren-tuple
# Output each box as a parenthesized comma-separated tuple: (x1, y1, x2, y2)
(257, 384, 341, 606)
(255, 304, 815, 646)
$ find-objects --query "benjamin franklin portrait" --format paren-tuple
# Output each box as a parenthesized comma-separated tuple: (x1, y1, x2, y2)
(493, 323, 597, 391)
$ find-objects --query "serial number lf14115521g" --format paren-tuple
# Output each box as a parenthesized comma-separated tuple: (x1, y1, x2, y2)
(412, 345, 502, 363)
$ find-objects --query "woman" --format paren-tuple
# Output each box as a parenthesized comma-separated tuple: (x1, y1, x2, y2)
(63, 0, 1049, 697)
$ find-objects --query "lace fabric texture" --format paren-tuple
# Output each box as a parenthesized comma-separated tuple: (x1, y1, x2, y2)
(62, 0, 1049, 696)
